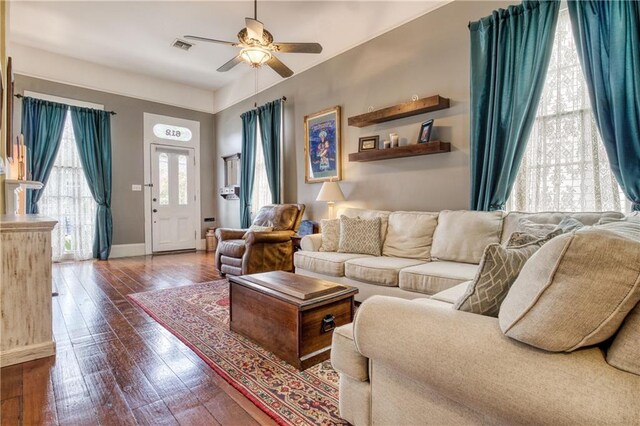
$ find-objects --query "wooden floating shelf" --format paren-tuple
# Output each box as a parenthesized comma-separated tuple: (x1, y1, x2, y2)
(348, 95, 450, 128)
(348, 141, 451, 162)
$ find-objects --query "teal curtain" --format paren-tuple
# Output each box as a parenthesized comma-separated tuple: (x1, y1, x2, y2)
(568, 0, 640, 212)
(470, 1, 559, 211)
(240, 110, 257, 228)
(21, 97, 67, 214)
(257, 99, 282, 204)
(70, 107, 113, 260)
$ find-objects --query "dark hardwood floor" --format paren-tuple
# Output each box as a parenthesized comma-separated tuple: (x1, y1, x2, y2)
(0, 251, 278, 426)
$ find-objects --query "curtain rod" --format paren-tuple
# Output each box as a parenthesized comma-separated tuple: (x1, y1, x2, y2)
(252, 96, 287, 109)
(14, 94, 117, 115)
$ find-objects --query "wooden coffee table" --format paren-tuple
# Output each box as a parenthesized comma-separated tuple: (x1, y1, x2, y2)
(228, 271, 358, 370)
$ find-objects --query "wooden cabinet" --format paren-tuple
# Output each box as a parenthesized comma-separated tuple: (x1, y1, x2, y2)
(0, 215, 57, 367)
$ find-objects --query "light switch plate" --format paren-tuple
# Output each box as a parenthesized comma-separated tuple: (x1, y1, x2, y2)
(131, 184, 142, 191)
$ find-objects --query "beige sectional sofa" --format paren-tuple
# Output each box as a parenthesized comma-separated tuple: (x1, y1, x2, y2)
(316, 209, 639, 425)
(332, 296, 640, 425)
(295, 208, 624, 302)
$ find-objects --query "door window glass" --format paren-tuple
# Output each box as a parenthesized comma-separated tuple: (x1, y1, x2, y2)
(158, 152, 169, 205)
(178, 155, 188, 205)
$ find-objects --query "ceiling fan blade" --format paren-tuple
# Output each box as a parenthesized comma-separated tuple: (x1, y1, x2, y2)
(266, 56, 294, 78)
(245, 17, 264, 41)
(184, 35, 237, 46)
(274, 43, 323, 54)
(217, 55, 243, 72)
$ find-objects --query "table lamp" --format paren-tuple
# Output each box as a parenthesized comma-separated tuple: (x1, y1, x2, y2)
(316, 181, 345, 219)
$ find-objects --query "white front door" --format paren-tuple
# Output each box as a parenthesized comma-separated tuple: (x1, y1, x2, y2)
(151, 144, 197, 252)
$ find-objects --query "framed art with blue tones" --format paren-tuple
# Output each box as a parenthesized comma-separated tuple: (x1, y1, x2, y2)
(304, 106, 341, 183)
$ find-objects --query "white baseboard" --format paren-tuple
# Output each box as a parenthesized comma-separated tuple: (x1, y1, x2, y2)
(110, 243, 146, 258)
(110, 239, 207, 258)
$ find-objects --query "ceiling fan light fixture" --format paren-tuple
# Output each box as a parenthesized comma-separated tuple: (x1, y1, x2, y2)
(239, 47, 272, 66)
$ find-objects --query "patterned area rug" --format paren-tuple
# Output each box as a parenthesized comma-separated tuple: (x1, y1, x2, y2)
(128, 280, 347, 426)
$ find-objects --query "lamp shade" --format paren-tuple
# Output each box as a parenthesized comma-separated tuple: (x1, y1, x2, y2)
(316, 181, 346, 202)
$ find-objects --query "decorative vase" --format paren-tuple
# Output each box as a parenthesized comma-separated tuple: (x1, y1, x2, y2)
(390, 133, 399, 147)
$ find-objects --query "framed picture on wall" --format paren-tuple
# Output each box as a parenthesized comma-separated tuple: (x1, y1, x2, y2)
(417, 119, 434, 144)
(5, 57, 13, 162)
(304, 106, 341, 183)
(358, 135, 379, 152)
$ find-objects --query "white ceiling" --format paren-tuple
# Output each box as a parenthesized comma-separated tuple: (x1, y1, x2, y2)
(9, 1, 449, 111)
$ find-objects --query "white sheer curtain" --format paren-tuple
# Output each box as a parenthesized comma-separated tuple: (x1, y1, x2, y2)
(251, 120, 273, 218)
(508, 9, 625, 213)
(40, 110, 97, 261)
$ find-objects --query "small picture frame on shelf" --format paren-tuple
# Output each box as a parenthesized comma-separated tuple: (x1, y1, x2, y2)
(358, 135, 379, 152)
(417, 119, 434, 144)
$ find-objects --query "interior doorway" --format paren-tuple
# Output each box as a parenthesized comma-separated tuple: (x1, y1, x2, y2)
(143, 113, 200, 254)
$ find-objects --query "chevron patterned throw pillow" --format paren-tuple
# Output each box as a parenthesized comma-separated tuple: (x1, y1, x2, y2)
(454, 231, 558, 317)
(337, 215, 382, 256)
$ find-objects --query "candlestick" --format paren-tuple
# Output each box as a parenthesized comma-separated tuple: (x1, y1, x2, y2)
(17, 135, 25, 181)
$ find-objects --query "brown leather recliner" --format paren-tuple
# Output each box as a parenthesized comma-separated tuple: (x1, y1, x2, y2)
(215, 204, 305, 276)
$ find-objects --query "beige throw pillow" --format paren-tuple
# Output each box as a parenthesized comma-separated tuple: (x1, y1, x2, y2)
(499, 228, 640, 352)
(382, 211, 438, 260)
(338, 215, 382, 256)
(319, 219, 340, 252)
(454, 231, 558, 317)
(516, 219, 558, 237)
(506, 231, 553, 247)
(596, 217, 640, 241)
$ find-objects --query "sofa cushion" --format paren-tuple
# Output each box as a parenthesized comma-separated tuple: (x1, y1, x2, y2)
(607, 303, 640, 376)
(345, 257, 424, 287)
(399, 261, 478, 296)
(453, 232, 556, 318)
(431, 210, 503, 264)
(217, 239, 246, 258)
(338, 216, 382, 256)
(319, 218, 340, 252)
(330, 324, 368, 381)
(294, 251, 371, 277)
(596, 216, 640, 241)
(430, 281, 471, 304)
(500, 211, 624, 244)
(220, 255, 243, 267)
(382, 211, 439, 261)
(499, 228, 640, 352)
(338, 208, 391, 241)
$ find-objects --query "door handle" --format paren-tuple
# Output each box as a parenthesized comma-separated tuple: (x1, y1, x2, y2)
(153, 209, 158, 213)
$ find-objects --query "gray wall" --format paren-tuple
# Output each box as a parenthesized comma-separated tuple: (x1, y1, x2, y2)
(214, 1, 511, 228)
(14, 75, 216, 245)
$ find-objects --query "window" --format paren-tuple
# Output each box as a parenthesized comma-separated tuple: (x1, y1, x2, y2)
(508, 9, 625, 212)
(251, 121, 273, 217)
(40, 111, 97, 261)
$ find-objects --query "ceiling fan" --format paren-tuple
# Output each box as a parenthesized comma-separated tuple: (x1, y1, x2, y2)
(184, 0, 323, 78)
